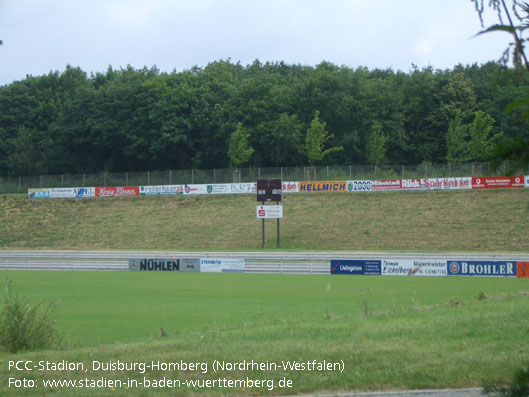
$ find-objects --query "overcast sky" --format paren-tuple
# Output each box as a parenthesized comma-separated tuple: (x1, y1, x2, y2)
(0, 0, 512, 86)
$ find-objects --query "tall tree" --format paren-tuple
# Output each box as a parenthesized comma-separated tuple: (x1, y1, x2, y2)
(228, 122, 254, 168)
(304, 111, 343, 165)
(365, 122, 388, 165)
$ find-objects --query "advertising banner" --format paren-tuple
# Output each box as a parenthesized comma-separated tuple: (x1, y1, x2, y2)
(200, 258, 244, 273)
(421, 177, 472, 190)
(400, 179, 422, 189)
(331, 260, 381, 275)
(472, 176, 525, 189)
(140, 185, 182, 196)
(180, 184, 208, 195)
(128, 258, 180, 271)
(347, 180, 372, 192)
(180, 258, 201, 273)
(370, 179, 401, 191)
(282, 181, 299, 193)
(447, 261, 517, 277)
(96, 186, 140, 197)
(381, 259, 447, 276)
(516, 262, 529, 278)
(229, 183, 256, 194)
(50, 187, 95, 198)
(526, 176, 529, 188)
(256, 205, 283, 219)
(28, 189, 51, 199)
(299, 181, 347, 193)
(206, 184, 231, 195)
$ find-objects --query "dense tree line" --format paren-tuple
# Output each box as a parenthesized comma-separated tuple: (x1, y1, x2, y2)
(1, 60, 528, 176)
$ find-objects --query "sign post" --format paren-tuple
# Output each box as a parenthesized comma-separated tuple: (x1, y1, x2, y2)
(257, 179, 282, 248)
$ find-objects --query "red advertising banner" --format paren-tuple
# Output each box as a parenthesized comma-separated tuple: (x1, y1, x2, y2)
(472, 176, 525, 189)
(96, 186, 140, 197)
(371, 179, 401, 191)
(517, 262, 529, 278)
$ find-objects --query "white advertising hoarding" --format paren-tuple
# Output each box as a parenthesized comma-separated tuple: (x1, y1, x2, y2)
(381, 259, 447, 276)
(200, 258, 245, 273)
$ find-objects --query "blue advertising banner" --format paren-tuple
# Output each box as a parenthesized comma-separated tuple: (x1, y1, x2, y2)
(331, 260, 381, 275)
(447, 261, 517, 277)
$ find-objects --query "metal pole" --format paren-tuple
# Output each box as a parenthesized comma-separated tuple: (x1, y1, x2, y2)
(277, 200, 280, 248)
(261, 201, 265, 248)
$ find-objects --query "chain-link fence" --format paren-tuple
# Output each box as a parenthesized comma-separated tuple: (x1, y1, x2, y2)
(0, 162, 511, 194)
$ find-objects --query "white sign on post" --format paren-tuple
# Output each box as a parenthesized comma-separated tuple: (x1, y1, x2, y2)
(256, 205, 283, 219)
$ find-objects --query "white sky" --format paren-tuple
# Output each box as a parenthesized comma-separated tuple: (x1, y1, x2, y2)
(0, 0, 513, 85)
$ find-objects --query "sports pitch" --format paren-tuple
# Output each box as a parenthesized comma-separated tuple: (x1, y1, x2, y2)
(1, 270, 528, 396)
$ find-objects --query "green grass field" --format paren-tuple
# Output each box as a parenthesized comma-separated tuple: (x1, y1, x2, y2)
(1, 189, 529, 252)
(0, 271, 528, 396)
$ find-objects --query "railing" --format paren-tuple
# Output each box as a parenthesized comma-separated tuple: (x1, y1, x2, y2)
(0, 162, 512, 194)
(2, 251, 528, 274)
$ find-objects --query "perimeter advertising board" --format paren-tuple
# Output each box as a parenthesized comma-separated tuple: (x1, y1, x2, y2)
(128, 258, 180, 271)
(96, 186, 140, 197)
(50, 187, 95, 198)
(299, 181, 347, 193)
(381, 259, 447, 276)
(282, 181, 299, 193)
(447, 261, 517, 277)
(472, 176, 525, 189)
(28, 189, 51, 199)
(331, 260, 381, 275)
(421, 177, 471, 190)
(526, 176, 529, 188)
(517, 262, 529, 278)
(370, 180, 401, 191)
(140, 185, 182, 196)
(347, 181, 372, 192)
(200, 258, 244, 273)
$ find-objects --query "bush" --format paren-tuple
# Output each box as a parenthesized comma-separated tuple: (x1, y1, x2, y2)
(0, 279, 60, 353)
(484, 363, 529, 397)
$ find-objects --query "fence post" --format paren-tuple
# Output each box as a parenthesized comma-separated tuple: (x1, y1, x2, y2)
(191, 169, 194, 184)
(147, 171, 150, 186)
(40, 175, 43, 188)
(169, 170, 172, 185)
(82, 173, 85, 187)
(213, 169, 216, 184)
(126, 172, 128, 186)
(61, 174, 64, 187)
(349, 165, 352, 179)
(19, 176, 21, 193)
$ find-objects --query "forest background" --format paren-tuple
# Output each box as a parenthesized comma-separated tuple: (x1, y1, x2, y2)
(1, 60, 527, 177)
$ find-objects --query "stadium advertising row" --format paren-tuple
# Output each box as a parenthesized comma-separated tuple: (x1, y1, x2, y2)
(331, 259, 529, 278)
(27, 175, 528, 199)
(128, 258, 244, 273)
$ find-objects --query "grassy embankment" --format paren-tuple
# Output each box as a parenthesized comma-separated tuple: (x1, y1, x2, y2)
(1, 189, 528, 252)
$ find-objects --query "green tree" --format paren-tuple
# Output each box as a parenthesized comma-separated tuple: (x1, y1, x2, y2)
(446, 112, 471, 164)
(304, 111, 343, 165)
(468, 111, 503, 161)
(365, 122, 388, 165)
(472, 0, 529, 173)
(228, 122, 254, 167)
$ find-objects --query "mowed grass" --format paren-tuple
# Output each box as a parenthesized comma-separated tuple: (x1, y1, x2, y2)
(0, 271, 528, 396)
(1, 189, 529, 252)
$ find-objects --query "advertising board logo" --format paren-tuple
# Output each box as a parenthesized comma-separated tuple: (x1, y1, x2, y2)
(449, 262, 460, 274)
(258, 206, 266, 217)
(207, 185, 213, 194)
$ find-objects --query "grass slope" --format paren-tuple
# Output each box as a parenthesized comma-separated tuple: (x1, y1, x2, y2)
(0, 271, 528, 396)
(1, 189, 529, 252)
